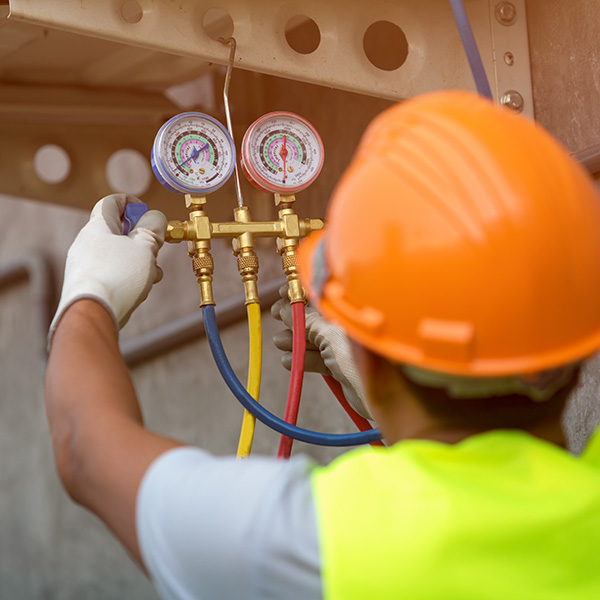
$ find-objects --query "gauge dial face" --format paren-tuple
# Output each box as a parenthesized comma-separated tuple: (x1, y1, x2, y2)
(151, 112, 235, 195)
(241, 112, 324, 194)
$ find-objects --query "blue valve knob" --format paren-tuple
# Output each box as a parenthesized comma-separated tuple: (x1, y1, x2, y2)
(122, 203, 149, 235)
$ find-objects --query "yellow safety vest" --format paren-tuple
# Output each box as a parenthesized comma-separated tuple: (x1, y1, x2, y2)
(312, 429, 600, 600)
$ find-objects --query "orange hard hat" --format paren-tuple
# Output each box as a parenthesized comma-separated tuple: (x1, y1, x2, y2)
(298, 90, 600, 377)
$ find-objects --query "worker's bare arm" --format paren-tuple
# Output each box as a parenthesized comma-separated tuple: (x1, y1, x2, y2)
(45, 298, 182, 566)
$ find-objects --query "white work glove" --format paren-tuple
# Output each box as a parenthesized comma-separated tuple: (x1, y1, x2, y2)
(48, 194, 167, 346)
(271, 286, 372, 420)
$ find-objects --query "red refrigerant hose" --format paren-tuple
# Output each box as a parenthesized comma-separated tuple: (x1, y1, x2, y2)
(322, 375, 384, 447)
(277, 301, 306, 459)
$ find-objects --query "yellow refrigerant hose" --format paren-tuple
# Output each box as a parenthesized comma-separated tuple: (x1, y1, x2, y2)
(236, 301, 263, 458)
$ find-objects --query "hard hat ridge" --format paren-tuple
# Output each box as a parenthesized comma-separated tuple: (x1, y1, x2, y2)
(359, 98, 537, 249)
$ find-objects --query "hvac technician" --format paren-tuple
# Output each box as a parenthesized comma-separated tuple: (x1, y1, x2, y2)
(44, 91, 600, 599)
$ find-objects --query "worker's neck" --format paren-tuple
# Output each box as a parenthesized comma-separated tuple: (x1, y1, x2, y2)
(399, 420, 566, 448)
(376, 404, 567, 449)
(354, 345, 568, 449)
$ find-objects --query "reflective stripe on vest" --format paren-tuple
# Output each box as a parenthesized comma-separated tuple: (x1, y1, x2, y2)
(312, 429, 600, 600)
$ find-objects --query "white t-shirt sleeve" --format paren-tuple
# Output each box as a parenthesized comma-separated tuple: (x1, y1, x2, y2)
(136, 447, 323, 600)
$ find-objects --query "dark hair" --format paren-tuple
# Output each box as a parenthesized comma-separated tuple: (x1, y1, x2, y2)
(400, 368, 581, 430)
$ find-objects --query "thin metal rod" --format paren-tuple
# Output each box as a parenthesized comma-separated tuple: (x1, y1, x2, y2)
(219, 37, 245, 208)
(0, 252, 53, 359)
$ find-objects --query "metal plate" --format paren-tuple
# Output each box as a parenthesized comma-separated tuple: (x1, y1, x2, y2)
(7, 0, 533, 105)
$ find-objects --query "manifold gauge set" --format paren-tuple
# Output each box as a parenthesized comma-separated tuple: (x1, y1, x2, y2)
(145, 101, 383, 455)
(151, 110, 324, 195)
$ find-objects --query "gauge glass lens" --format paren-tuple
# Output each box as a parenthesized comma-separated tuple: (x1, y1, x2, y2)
(242, 112, 324, 194)
(152, 112, 235, 194)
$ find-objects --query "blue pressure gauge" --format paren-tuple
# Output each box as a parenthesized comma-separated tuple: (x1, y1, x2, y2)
(151, 112, 236, 195)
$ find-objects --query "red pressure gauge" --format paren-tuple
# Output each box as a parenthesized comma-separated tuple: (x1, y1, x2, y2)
(241, 111, 324, 194)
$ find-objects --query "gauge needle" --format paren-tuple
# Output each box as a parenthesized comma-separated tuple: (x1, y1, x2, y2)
(280, 135, 288, 183)
(176, 142, 210, 170)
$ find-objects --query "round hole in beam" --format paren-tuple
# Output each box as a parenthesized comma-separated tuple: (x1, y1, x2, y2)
(363, 21, 409, 71)
(106, 149, 152, 196)
(285, 15, 321, 55)
(202, 8, 234, 41)
(121, 0, 143, 24)
(33, 144, 71, 185)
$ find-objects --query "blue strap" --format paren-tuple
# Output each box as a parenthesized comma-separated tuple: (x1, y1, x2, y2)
(449, 0, 493, 99)
(122, 202, 149, 235)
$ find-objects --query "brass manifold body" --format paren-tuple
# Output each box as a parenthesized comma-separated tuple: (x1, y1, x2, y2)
(166, 194, 324, 306)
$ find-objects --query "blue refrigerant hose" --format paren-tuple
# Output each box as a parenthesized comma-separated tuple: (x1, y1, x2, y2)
(449, 0, 493, 99)
(202, 305, 382, 447)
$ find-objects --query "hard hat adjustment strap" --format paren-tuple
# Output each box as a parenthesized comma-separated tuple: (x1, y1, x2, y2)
(311, 234, 330, 300)
(400, 363, 580, 402)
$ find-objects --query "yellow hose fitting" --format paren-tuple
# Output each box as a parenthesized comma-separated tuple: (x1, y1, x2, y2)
(237, 251, 260, 305)
(231, 206, 260, 305)
(242, 280, 260, 305)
